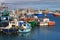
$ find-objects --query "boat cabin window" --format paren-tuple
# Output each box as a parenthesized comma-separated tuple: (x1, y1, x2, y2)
(5, 17, 8, 20)
(12, 25, 15, 27)
(24, 24, 26, 26)
(12, 22, 15, 24)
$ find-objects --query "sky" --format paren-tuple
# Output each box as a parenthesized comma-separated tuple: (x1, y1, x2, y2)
(0, 0, 60, 10)
(0, 0, 40, 3)
(0, 0, 60, 3)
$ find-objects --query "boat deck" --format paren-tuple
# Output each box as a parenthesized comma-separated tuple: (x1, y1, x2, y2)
(0, 25, 12, 29)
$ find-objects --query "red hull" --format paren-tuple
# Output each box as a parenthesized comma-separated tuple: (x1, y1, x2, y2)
(48, 21, 55, 26)
(53, 13, 60, 16)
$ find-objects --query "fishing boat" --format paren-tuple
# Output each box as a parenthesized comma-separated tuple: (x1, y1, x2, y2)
(47, 11, 53, 17)
(29, 20, 37, 27)
(40, 22, 48, 26)
(48, 21, 55, 26)
(42, 9, 53, 17)
(34, 10, 45, 18)
(27, 9, 34, 18)
(3, 21, 18, 34)
(18, 22, 31, 33)
(27, 18, 37, 27)
(18, 21, 24, 27)
(40, 18, 49, 26)
(39, 18, 55, 26)
(53, 12, 60, 16)
(43, 18, 50, 23)
(3, 18, 18, 34)
(2, 10, 9, 16)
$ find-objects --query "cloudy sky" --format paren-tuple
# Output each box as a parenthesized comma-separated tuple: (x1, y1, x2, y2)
(0, 0, 60, 3)
(0, 0, 40, 3)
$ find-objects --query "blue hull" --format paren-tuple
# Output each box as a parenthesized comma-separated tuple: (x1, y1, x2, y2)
(3, 29, 18, 33)
(47, 14, 53, 17)
(34, 14, 53, 18)
(34, 14, 45, 18)
(0, 22, 9, 27)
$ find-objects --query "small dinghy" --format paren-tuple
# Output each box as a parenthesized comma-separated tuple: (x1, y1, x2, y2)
(53, 12, 60, 16)
(18, 22, 31, 33)
(48, 21, 55, 26)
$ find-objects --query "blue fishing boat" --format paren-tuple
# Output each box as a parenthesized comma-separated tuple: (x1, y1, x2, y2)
(46, 12, 53, 17)
(34, 13, 53, 18)
(18, 22, 31, 33)
(34, 14, 45, 18)
(34, 10, 45, 18)
(47, 13, 53, 17)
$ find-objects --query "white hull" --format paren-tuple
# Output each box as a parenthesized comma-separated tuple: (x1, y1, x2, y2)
(18, 29, 31, 33)
(40, 22, 48, 26)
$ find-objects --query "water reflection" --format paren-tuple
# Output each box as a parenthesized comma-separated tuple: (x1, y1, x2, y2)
(18, 32, 31, 38)
(0, 16, 60, 40)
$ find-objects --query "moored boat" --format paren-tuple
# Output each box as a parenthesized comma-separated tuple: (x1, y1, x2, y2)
(34, 10, 45, 18)
(39, 18, 49, 26)
(48, 21, 55, 26)
(39, 18, 55, 26)
(47, 13, 53, 17)
(53, 12, 60, 16)
(40, 22, 48, 26)
(29, 21, 37, 27)
(18, 22, 31, 33)
(28, 18, 37, 27)
(3, 22, 18, 34)
(34, 14, 45, 18)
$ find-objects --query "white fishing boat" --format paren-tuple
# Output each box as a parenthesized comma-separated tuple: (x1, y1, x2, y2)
(40, 18, 49, 26)
(40, 18, 55, 26)
(40, 22, 48, 26)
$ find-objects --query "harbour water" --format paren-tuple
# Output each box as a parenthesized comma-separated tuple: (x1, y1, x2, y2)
(0, 15, 60, 40)
(0, 1, 60, 40)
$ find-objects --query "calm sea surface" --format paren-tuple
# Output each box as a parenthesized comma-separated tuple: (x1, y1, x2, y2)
(0, 2, 60, 40)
